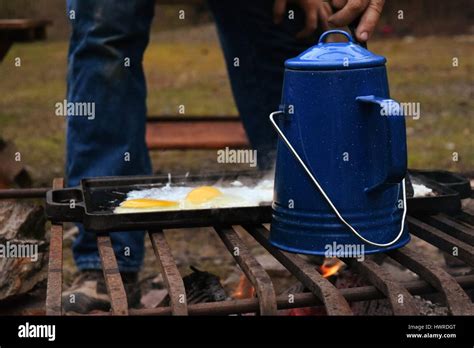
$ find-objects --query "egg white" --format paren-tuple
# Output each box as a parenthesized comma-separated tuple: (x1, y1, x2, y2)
(114, 180, 274, 214)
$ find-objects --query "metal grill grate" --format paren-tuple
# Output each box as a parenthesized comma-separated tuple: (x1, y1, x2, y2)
(45, 178, 474, 316)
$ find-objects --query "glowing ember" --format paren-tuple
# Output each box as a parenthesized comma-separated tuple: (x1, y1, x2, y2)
(320, 259, 344, 278)
(232, 275, 255, 299)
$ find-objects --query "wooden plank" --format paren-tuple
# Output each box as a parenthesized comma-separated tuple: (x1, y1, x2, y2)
(97, 235, 129, 315)
(215, 226, 277, 315)
(45, 178, 64, 316)
(0, 19, 52, 30)
(149, 230, 188, 315)
(146, 119, 249, 150)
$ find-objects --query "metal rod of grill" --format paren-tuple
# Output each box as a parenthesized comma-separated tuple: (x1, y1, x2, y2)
(388, 245, 474, 315)
(347, 258, 419, 315)
(407, 216, 474, 267)
(45, 178, 64, 316)
(214, 226, 278, 315)
(243, 225, 354, 315)
(0, 187, 49, 199)
(41, 177, 474, 316)
(97, 234, 129, 315)
(119, 275, 473, 316)
(148, 230, 188, 315)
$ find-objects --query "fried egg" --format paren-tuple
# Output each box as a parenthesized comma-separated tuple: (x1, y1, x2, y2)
(114, 180, 273, 214)
(185, 186, 222, 205)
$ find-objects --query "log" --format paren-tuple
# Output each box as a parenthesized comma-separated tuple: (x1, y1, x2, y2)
(0, 201, 47, 302)
(0, 200, 45, 240)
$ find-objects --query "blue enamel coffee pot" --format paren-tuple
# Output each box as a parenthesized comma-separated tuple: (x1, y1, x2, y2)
(269, 30, 410, 256)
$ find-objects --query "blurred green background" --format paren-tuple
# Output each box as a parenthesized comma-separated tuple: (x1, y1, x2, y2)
(0, 0, 473, 186)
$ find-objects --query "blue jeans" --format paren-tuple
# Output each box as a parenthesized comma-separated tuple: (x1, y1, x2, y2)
(66, 0, 316, 272)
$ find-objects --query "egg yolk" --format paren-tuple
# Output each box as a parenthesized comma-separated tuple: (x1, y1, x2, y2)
(120, 198, 179, 208)
(186, 186, 222, 204)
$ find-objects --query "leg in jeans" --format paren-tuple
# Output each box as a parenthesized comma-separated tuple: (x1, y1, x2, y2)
(208, 0, 321, 170)
(66, 0, 155, 272)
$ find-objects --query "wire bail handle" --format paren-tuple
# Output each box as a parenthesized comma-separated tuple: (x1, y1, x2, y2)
(269, 110, 407, 247)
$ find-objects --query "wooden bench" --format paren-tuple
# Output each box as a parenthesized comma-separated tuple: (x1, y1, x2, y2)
(0, 19, 52, 61)
(146, 116, 249, 150)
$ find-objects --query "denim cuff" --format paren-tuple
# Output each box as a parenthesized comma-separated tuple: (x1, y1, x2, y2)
(76, 260, 142, 273)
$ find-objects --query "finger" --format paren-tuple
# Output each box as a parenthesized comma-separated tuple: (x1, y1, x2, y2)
(356, 0, 384, 41)
(323, 5, 348, 43)
(296, 3, 319, 38)
(273, 0, 287, 24)
(328, 0, 369, 27)
(331, 0, 348, 10)
(318, 3, 332, 31)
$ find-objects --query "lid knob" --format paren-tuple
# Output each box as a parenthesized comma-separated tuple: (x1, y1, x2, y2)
(318, 30, 354, 44)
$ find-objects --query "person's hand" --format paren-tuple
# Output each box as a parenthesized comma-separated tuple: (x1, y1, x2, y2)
(328, 0, 384, 42)
(273, 0, 334, 39)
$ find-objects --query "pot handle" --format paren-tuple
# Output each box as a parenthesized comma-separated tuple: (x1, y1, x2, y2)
(356, 96, 408, 193)
(318, 30, 354, 44)
(269, 110, 407, 248)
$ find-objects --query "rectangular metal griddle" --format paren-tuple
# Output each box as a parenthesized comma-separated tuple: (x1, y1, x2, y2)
(45, 171, 464, 232)
(46, 172, 273, 232)
(410, 169, 471, 199)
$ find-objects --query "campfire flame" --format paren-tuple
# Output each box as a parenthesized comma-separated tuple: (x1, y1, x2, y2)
(288, 259, 345, 316)
(320, 259, 345, 278)
(232, 275, 255, 299)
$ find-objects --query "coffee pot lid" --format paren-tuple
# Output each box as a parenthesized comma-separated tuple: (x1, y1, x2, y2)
(285, 30, 386, 70)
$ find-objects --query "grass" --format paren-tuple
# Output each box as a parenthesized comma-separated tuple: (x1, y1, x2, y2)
(376, 36, 473, 172)
(0, 26, 472, 187)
